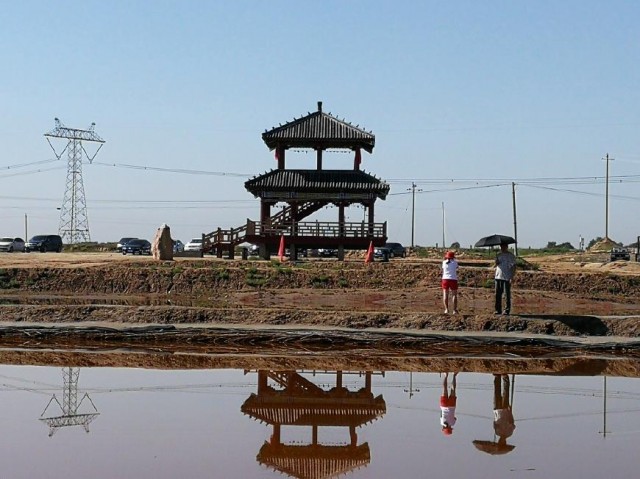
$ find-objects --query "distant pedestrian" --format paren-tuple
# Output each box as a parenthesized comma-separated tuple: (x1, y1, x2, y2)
(441, 251, 459, 314)
(440, 372, 458, 436)
(495, 243, 516, 315)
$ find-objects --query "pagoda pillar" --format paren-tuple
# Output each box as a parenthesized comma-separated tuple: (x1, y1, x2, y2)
(260, 201, 271, 226)
(276, 146, 285, 170)
(270, 424, 281, 445)
(368, 201, 375, 236)
(365, 371, 372, 392)
(258, 371, 268, 394)
(260, 201, 273, 260)
(316, 147, 323, 170)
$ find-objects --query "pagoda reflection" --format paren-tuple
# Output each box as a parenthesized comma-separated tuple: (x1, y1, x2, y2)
(242, 370, 386, 479)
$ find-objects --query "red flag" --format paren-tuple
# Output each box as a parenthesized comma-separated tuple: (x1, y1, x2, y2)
(278, 234, 286, 262)
(365, 241, 374, 263)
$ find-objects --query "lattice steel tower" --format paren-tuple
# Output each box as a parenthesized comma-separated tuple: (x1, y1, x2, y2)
(40, 367, 100, 437)
(45, 118, 105, 244)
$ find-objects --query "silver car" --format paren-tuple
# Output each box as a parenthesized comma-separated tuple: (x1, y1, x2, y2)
(184, 238, 203, 252)
(0, 237, 25, 252)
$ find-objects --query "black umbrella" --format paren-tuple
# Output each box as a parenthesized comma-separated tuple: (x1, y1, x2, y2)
(474, 234, 516, 248)
(472, 439, 515, 455)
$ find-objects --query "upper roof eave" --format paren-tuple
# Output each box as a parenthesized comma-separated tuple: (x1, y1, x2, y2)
(262, 103, 375, 153)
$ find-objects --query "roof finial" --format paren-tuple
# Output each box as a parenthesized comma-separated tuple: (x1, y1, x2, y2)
(317, 101, 322, 112)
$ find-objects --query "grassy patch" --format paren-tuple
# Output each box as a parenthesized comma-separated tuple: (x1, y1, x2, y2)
(0, 270, 19, 289)
(310, 275, 330, 287)
(246, 267, 267, 287)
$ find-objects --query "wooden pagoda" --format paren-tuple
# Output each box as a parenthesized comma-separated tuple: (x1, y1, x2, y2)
(202, 102, 390, 260)
(241, 370, 386, 479)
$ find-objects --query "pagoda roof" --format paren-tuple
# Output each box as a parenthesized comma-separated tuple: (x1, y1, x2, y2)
(262, 102, 375, 153)
(257, 442, 370, 479)
(241, 393, 386, 427)
(245, 169, 389, 199)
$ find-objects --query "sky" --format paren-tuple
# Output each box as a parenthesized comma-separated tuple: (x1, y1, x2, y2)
(1, 1, 639, 248)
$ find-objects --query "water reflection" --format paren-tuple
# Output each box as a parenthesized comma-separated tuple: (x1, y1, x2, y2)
(439, 372, 458, 435)
(0, 354, 638, 478)
(472, 374, 516, 455)
(242, 370, 386, 478)
(39, 367, 99, 437)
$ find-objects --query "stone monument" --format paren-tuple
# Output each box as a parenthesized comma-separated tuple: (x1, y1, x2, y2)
(152, 223, 174, 260)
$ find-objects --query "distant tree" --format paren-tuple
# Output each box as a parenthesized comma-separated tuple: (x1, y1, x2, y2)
(545, 241, 575, 250)
(588, 237, 604, 249)
(450, 241, 460, 249)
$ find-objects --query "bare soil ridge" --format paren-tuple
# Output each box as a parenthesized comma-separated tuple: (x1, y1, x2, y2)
(0, 252, 639, 341)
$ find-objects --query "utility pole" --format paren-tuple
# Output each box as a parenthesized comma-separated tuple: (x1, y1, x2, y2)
(602, 153, 614, 240)
(403, 372, 420, 399)
(441, 202, 446, 250)
(512, 182, 518, 256)
(411, 183, 416, 248)
(24, 213, 28, 242)
(408, 182, 422, 248)
(45, 119, 105, 244)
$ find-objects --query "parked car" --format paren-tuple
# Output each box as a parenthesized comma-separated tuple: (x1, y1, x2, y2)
(116, 237, 138, 252)
(25, 235, 63, 253)
(173, 239, 185, 253)
(374, 242, 406, 259)
(610, 247, 630, 261)
(121, 239, 151, 255)
(0, 237, 25, 253)
(184, 238, 203, 252)
(317, 248, 337, 257)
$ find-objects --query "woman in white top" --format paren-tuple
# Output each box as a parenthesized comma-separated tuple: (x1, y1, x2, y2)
(441, 251, 459, 314)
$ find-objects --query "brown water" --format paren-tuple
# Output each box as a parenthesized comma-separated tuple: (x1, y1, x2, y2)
(1, 362, 639, 478)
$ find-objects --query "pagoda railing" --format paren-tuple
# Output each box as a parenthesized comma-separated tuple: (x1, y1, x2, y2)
(203, 223, 247, 247)
(202, 220, 386, 254)
(247, 220, 386, 239)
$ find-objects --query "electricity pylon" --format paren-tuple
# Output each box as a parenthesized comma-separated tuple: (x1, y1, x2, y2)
(40, 367, 99, 437)
(45, 118, 105, 244)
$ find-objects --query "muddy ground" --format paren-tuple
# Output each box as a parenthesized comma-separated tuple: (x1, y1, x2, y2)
(0, 251, 639, 344)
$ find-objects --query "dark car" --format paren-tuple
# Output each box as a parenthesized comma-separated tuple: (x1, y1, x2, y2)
(25, 235, 63, 253)
(610, 248, 630, 261)
(122, 239, 152, 255)
(374, 242, 406, 259)
(116, 237, 138, 252)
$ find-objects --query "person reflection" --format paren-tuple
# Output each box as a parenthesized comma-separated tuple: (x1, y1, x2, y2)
(493, 374, 516, 446)
(440, 372, 458, 436)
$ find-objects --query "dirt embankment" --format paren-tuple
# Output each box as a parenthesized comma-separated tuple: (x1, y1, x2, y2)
(2, 260, 640, 297)
(0, 255, 639, 341)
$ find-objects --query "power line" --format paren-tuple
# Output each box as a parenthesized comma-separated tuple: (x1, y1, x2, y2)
(388, 183, 507, 196)
(92, 161, 251, 177)
(1, 158, 60, 170)
(521, 184, 640, 202)
(0, 166, 67, 179)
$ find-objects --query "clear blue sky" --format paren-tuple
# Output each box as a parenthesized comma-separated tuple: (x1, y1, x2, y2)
(2, 1, 639, 248)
